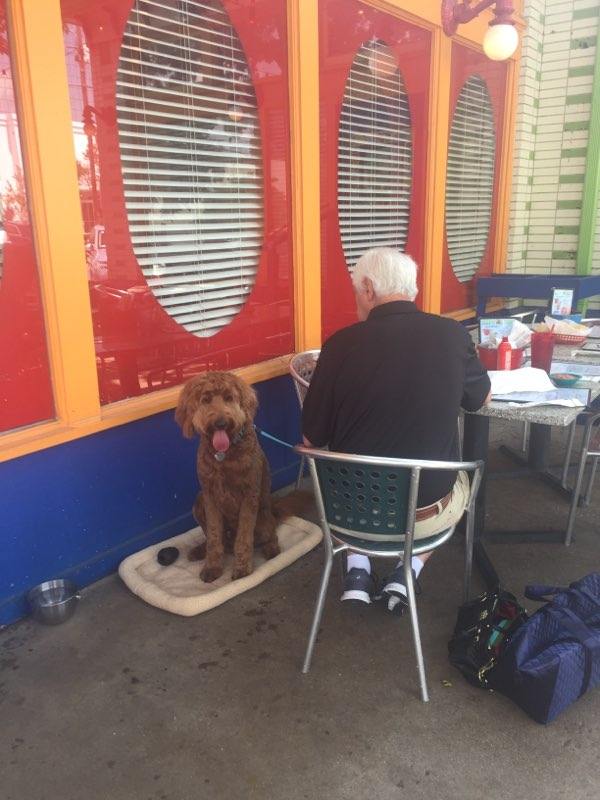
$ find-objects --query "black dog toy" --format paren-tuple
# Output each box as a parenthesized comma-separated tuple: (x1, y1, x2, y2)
(157, 547, 180, 566)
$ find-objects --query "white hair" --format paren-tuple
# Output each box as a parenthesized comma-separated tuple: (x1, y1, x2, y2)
(351, 247, 419, 301)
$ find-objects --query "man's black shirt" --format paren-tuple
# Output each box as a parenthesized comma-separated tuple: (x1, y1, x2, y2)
(302, 301, 490, 506)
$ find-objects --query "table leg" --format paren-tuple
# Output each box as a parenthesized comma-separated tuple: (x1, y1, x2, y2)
(486, 420, 565, 543)
(497, 423, 586, 505)
(498, 422, 551, 471)
(462, 414, 500, 589)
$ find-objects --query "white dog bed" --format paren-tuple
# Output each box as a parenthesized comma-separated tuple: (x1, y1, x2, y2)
(118, 516, 322, 616)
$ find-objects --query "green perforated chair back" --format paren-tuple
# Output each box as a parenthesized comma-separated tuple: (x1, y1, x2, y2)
(315, 457, 413, 550)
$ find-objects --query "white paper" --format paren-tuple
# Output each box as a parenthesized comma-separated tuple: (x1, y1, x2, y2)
(479, 318, 531, 349)
(489, 367, 555, 397)
(507, 398, 584, 409)
(586, 325, 600, 340)
(551, 289, 573, 317)
(552, 361, 600, 377)
(543, 316, 590, 337)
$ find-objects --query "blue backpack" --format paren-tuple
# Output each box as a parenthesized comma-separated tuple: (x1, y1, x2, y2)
(489, 574, 600, 724)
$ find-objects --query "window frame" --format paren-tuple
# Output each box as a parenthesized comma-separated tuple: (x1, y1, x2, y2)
(1, 0, 521, 463)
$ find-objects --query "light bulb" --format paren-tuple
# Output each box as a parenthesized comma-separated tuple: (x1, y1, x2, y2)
(483, 23, 519, 61)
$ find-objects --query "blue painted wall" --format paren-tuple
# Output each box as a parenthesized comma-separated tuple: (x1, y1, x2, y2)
(0, 375, 301, 626)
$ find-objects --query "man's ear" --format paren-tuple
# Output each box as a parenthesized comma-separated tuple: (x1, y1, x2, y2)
(363, 277, 376, 302)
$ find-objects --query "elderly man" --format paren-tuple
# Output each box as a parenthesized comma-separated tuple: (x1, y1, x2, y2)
(302, 247, 490, 611)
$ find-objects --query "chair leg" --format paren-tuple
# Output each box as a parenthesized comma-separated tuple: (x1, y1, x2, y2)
(565, 423, 593, 546)
(403, 559, 429, 703)
(561, 421, 576, 488)
(583, 456, 598, 507)
(295, 456, 305, 490)
(521, 421, 529, 454)
(464, 511, 475, 602)
(302, 540, 334, 674)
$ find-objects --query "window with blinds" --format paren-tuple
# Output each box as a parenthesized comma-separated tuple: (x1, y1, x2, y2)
(445, 74, 496, 284)
(117, 0, 263, 338)
(337, 39, 412, 272)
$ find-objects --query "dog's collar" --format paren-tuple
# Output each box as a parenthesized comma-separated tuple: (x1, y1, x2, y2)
(213, 425, 247, 462)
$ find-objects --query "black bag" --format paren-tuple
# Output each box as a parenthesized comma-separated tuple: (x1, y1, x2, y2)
(448, 588, 528, 688)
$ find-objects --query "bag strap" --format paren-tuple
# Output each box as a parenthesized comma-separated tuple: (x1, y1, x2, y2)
(547, 606, 600, 697)
(524, 584, 566, 602)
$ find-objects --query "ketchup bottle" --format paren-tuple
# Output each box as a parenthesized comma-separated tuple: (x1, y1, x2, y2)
(496, 336, 512, 370)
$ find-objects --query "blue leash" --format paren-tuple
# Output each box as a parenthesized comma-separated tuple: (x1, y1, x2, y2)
(254, 425, 296, 451)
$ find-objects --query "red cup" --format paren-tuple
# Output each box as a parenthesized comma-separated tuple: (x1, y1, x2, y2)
(530, 332, 554, 372)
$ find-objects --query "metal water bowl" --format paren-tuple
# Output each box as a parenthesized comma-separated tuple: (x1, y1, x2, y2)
(27, 579, 81, 625)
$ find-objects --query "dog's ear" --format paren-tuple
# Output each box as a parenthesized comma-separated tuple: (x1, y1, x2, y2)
(238, 379, 258, 421)
(175, 376, 203, 438)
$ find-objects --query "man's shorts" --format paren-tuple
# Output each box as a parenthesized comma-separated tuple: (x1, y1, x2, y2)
(413, 471, 470, 540)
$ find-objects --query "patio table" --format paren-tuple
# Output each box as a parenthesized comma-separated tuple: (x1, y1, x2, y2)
(462, 380, 600, 589)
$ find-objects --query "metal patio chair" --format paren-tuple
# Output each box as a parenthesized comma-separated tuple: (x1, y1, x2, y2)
(289, 350, 320, 488)
(295, 445, 484, 703)
(554, 318, 600, 528)
(564, 409, 600, 546)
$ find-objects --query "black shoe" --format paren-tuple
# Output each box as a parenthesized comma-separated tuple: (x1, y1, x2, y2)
(340, 567, 376, 605)
(380, 566, 421, 614)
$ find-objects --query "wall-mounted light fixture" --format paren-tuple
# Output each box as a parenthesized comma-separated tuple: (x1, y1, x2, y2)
(441, 0, 519, 61)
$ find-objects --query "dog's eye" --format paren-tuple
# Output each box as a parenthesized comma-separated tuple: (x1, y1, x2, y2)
(223, 393, 233, 403)
(201, 395, 212, 404)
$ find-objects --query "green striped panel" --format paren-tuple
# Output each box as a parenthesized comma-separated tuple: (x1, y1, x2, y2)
(561, 147, 587, 157)
(552, 251, 577, 260)
(573, 6, 600, 20)
(566, 93, 593, 105)
(564, 120, 589, 131)
(571, 36, 596, 49)
(559, 174, 586, 183)
(568, 65, 595, 77)
(557, 199, 583, 209)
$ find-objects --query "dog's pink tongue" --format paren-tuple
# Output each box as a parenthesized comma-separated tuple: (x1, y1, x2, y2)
(212, 430, 230, 453)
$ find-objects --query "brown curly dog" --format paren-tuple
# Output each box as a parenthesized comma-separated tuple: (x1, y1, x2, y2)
(175, 371, 281, 583)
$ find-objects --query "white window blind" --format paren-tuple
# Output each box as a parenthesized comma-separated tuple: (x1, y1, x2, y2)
(116, 0, 263, 338)
(338, 39, 412, 272)
(445, 74, 495, 284)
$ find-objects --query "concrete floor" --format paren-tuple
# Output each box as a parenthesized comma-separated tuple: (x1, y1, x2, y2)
(2, 421, 600, 800)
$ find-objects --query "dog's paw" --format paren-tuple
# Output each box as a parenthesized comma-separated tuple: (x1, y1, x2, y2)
(231, 564, 252, 581)
(200, 565, 223, 583)
(188, 543, 207, 562)
(261, 541, 280, 560)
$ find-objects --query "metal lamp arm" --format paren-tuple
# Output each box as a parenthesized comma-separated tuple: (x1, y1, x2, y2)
(454, 0, 496, 24)
(442, 0, 515, 36)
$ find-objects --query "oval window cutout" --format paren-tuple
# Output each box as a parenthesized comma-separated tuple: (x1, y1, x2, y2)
(117, 0, 263, 337)
(446, 74, 496, 284)
(338, 39, 412, 273)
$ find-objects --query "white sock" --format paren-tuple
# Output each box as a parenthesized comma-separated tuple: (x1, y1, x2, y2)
(346, 553, 371, 574)
(406, 556, 425, 580)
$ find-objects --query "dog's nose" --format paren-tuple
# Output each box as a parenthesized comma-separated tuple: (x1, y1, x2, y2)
(214, 418, 227, 430)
